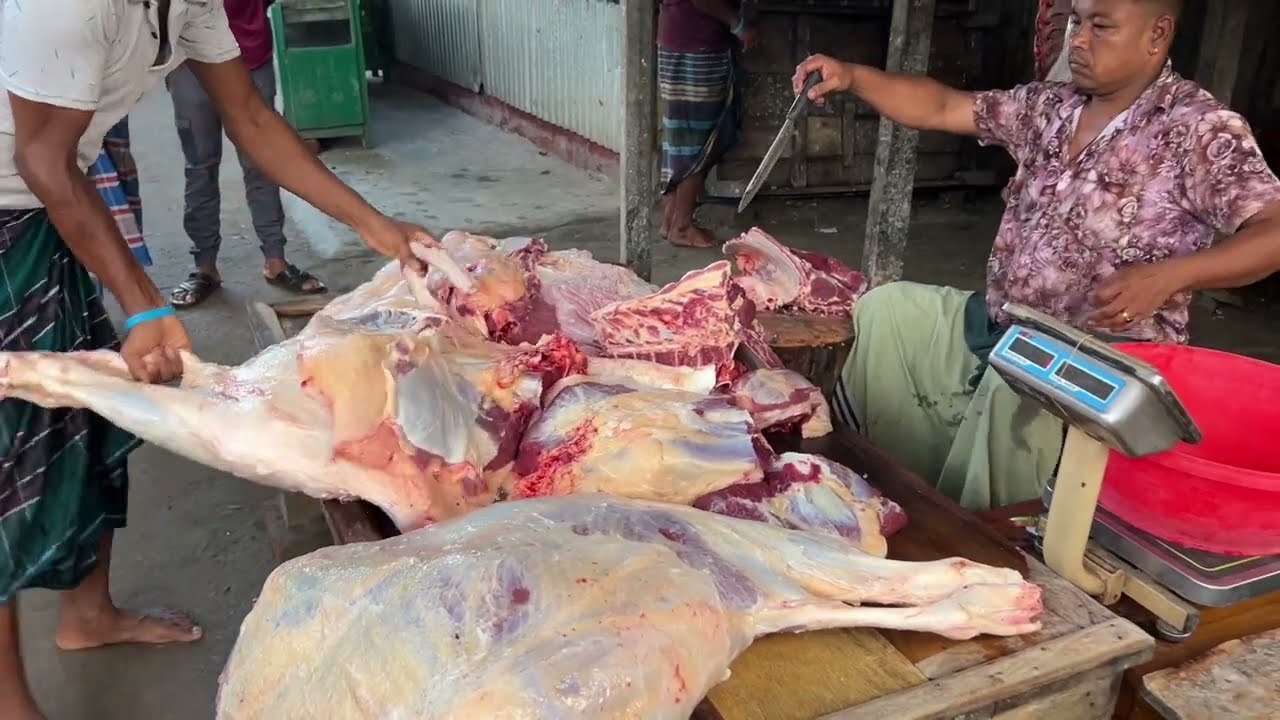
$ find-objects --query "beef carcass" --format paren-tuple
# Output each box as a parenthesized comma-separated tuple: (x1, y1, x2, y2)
(514, 378, 897, 556)
(729, 368, 832, 438)
(694, 452, 908, 556)
(532, 248, 657, 348)
(513, 378, 763, 500)
(590, 260, 782, 383)
(724, 227, 868, 316)
(418, 231, 657, 350)
(216, 495, 1042, 720)
(0, 238, 876, 543)
(0, 270, 584, 531)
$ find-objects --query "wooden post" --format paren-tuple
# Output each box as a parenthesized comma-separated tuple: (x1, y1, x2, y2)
(621, 0, 657, 281)
(861, 0, 936, 287)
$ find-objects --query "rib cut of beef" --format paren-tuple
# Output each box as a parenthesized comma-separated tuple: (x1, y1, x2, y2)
(724, 227, 869, 317)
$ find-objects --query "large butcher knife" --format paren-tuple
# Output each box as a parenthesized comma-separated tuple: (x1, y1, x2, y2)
(737, 72, 823, 213)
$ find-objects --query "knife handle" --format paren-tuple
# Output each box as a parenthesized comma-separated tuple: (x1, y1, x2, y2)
(802, 71, 823, 96)
(791, 72, 824, 118)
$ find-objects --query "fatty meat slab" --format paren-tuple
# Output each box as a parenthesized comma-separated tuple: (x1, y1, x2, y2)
(216, 495, 1043, 720)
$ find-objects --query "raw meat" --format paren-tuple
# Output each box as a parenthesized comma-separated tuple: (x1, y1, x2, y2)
(724, 227, 869, 317)
(0, 238, 884, 547)
(693, 451, 907, 556)
(215, 495, 1042, 720)
(729, 368, 832, 438)
(512, 378, 762, 498)
(0, 275, 584, 531)
(421, 231, 657, 350)
(513, 377, 899, 556)
(533, 248, 658, 348)
(589, 260, 783, 383)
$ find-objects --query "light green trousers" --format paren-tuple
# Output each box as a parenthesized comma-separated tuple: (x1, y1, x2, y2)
(831, 282, 1065, 510)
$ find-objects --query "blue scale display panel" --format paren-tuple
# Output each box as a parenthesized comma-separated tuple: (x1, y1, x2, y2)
(991, 328, 1129, 414)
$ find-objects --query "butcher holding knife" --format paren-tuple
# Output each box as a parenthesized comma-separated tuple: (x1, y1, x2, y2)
(0, 1, 432, 716)
(794, 0, 1280, 510)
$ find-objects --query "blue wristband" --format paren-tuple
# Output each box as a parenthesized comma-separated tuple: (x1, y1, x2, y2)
(124, 305, 176, 332)
(732, 18, 746, 36)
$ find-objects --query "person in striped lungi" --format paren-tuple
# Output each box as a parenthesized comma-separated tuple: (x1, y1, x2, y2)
(89, 117, 154, 274)
(657, 1, 759, 248)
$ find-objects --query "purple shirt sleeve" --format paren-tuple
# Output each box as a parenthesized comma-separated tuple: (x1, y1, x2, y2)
(1180, 110, 1280, 234)
(972, 83, 1054, 166)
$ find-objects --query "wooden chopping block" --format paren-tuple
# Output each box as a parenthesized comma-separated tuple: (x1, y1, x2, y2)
(696, 629, 925, 720)
(1140, 628, 1280, 719)
(756, 313, 855, 397)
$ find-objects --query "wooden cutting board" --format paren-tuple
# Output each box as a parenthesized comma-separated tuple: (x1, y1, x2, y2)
(700, 629, 925, 720)
(756, 312, 855, 397)
(1141, 629, 1280, 719)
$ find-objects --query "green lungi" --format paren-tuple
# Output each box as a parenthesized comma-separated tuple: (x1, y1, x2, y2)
(831, 281, 1066, 510)
(0, 210, 139, 603)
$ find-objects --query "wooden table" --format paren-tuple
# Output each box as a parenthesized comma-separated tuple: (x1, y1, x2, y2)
(246, 299, 1154, 719)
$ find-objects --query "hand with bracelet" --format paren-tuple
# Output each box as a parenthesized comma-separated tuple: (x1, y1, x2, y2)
(120, 304, 190, 384)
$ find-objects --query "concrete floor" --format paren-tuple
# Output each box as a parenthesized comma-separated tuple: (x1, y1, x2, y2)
(20, 78, 1280, 719)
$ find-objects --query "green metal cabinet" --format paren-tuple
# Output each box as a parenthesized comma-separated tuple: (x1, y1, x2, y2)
(270, 0, 371, 146)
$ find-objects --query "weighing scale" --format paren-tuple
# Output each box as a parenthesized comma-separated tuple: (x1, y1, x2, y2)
(988, 303, 1280, 641)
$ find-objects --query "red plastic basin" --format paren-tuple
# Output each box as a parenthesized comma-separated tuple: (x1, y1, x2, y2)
(1099, 343, 1280, 557)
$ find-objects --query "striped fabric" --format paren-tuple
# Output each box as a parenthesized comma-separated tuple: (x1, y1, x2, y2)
(0, 210, 137, 602)
(89, 117, 152, 266)
(658, 48, 740, 190)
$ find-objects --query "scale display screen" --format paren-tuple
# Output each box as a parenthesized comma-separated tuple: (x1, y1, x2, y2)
(1054, 361, 1117, 403)
(1007, 335, 1054, 369)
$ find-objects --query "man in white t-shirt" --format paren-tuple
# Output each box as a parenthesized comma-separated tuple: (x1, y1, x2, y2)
(0, 1, 431, 716)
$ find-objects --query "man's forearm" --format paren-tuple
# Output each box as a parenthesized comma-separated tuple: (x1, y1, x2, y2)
(219, 93, 384, 235)
(846, 64, 975, 134)
(1171, 209, 1280, 291)
(16, 150, 165, 316)
(690, 0, 740, 27)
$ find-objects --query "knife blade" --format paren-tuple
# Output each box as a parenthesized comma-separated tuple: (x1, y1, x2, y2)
(737, 72, 824, 213)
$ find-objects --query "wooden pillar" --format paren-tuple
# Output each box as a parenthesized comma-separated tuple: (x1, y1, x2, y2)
(861, 0, 936, 287)
(621, 0, 657, 281)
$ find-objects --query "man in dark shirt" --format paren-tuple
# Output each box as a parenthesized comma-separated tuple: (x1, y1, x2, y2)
(167, 0, 327, 308)
(657, 0, 759, 248)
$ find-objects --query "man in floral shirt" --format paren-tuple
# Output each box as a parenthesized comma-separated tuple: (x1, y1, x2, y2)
(792, 0, 1280, 510)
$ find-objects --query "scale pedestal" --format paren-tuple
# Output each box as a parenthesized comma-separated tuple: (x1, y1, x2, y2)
(1040, 427, 1200, 639)
(989, 304, 1280, 643)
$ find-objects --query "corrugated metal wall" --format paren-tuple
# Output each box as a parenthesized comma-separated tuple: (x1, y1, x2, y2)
(389, 0, 483, 92)
(478, 0, 623, 150)
(387, 0, 624, 151)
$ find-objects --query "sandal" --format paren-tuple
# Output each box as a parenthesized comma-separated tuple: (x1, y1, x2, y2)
(265, 264, 327, 295)
(170, 272, 221, 308)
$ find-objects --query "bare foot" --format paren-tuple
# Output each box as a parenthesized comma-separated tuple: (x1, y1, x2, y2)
(669, 224, 718, 248)
(55, 607, 203, 651)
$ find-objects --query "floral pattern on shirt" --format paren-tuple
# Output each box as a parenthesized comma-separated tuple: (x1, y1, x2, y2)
(973, 63, 1280, 343)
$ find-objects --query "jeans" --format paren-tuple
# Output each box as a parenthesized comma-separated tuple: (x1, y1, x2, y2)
(167, 63, 286, 268)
